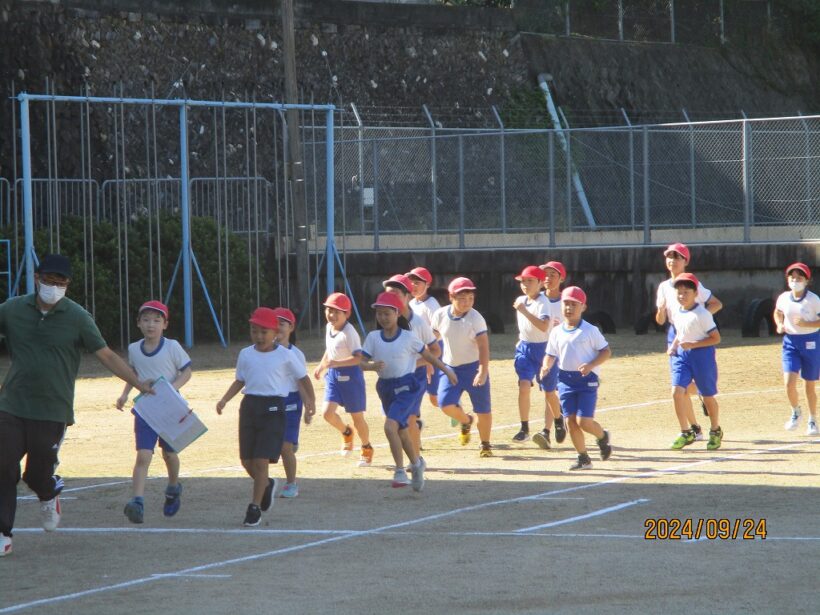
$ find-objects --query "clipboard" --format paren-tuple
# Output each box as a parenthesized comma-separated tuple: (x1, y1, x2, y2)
(133, 377, 207, 453)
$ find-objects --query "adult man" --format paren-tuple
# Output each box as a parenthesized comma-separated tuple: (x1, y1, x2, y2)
(0, 254, 153, 557)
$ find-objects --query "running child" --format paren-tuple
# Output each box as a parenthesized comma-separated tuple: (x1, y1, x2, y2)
(406, 266, 442, 409)
(429, 277, 494, 457)
(541, 286, 612, 470)
(216, 307, 314, 526)
(667, 273, 723, 450)
(533, 261, 569, 448)
(358, 292, 457, 490)
(273, 307, 317, 498)
(383, 274, 441, 464)
(774, 263, 820, 435)
(116, 301, 192, 524)
(655, 243, 722, 442)
(313, 292, 374, 466)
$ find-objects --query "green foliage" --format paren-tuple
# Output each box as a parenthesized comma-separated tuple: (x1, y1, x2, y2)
(779, 0, 820, 46)
(3, 214, 260, 347)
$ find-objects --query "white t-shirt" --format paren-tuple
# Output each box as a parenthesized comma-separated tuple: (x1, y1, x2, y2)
(516, 294, 550, 343)
(407, 310, 437, 346)
(235, 344, 307, 397)
(430, 306, 488, 366)
(545, 295, 563, 330)
(325, 322, 362, 360)
(656, 278, 713, 324)
(410, 296, 439, 325)
(128, 337, 191, 384)
(284, 344, 307, 394)
(546, 320, 609, 375)
(775, 290, 820, 336)
(360, 329, 425, 380)
(670, 304, 718, 344)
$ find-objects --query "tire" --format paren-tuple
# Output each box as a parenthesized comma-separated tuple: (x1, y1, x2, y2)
(586, 310, 616, 334)
(741, 298, 775, 337)
(634, 312, 653, 335)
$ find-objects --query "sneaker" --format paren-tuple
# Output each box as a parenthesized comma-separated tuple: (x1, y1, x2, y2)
(341, 426, 354, 456)
(532, 429, 551, 450)
(479, 443, 493, 458)
(260, 478, 277, 512)
(671, 431, 696, 450)
(569, 453, 593, 471)
(410, 460, 425, 492)
(554, 419, 567, 444)
(124, 498, 144, 524)
(512, 429, 529, 442)
(40, 496, 61, 532)
(459, 415, 474, 446)
(163, 483, 183, 517)
(280, 482, 299, 498)
(707, 427, 723, 451)
(597, 430, 612, 461)
(691, 424, 704, 442)
(391, 469, 410, 488)
(358, 446, 374, 467)
(0, 535, 11, 557)
(243, 503, 262, 527)
(785, 409, 801, 431)
(807, 420, 819, 436)
(406, 456, 427, 472)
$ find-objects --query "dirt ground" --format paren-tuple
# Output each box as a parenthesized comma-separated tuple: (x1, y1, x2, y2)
(2, 329, 819, 614)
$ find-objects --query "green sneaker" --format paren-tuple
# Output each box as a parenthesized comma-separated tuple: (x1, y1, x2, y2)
(707, 427, 723, 450)
(671, 430, 696, 450)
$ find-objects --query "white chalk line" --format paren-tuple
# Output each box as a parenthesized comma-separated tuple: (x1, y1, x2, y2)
(1, 437, 813, 614)
(514, 498, 650, 532)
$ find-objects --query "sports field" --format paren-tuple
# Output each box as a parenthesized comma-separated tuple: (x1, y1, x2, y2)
(2, 329, 818, 614)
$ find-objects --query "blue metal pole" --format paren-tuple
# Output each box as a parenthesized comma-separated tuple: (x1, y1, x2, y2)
(326, 108, 335, 296)
(179, 104, 193, 347)
(20, 94, 35, 294)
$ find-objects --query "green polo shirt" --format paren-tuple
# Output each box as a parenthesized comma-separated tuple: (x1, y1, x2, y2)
(0, 294, 107, 425)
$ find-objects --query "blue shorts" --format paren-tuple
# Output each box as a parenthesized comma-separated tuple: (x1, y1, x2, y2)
(324, 365, 366, 413)
(411, 365, 427, 417)
(671, 346, 718, 397)
(426, 340, 444, 395)
(514, 340, 548, 390)
(783, 332, 820, 381)
(283, 391, 303, 445)
(133, 411, 175, 453)
(438, 361, 492, 414)
(557, 370, 599, 418)
(541, 362, 559, 392)
(376, 374, 421, 429)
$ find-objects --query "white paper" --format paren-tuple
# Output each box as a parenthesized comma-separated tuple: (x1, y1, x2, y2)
(133, 377, 207, 453)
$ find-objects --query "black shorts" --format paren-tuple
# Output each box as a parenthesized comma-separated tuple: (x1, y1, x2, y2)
(238, 395, 286, 463)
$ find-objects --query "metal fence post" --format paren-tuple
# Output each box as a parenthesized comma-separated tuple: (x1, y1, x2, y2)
(682, 109, 696, 227)
(798, 113, 813, 224)
(670, 0, 676, 43)
(491, 105, 506, 232)
(622, 108, 635, 229)
(350, 103, 365, 234)
(566, 130, 573, 231)
(548, 131, 555, 247)
(643, 126, 650, 244)
(741, 120, 752, 242)
(423, 104, 438, 233)
(19, 94, 35, 294)
(565, 1, 570, 36)
(179, 103, 194, 348)
(618, 0, 624, 41)
(372, 141, 380, 251)
(719, 0, 725, 45)
(458, 135, 465, 249)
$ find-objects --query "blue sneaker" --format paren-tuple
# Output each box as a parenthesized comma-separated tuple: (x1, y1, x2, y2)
(124, 498, 144, 524)
(280, 482, 299, 498)
(163, 483, 182, 517)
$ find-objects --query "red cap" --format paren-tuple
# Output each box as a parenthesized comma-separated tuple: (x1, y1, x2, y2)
(515, 265, 547, 283)
(371, 291, 404, 311)
(249, 307, 279, 329)
(382, 274, 413, 294)
(664, 242, 690, 263)
(540, 261, 567, 280)
(272, 307, 296, 325)
(139, 300, 169, 320)
(405, 266, 433, 285)
(561, 286, 587, 304)
(323, 292, 352, 313)
(673, 272, 699, 288)
(448, 277, 477, 294)
(786, 262, 811, 280)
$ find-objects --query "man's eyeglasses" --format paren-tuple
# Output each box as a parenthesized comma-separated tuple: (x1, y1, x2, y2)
(39, 275, 70, 288)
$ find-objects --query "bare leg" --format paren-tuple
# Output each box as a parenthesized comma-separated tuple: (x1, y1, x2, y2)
(476, 413, 492, 442)
(131, 450, 153, 498)
(518, 381, 531, 422)
(281, 442, 296, 484)
(672, 386, 690, 431)
(322, 401, 346, 432)
(162, 450, 180, 487)
(350, 411, 370, 446)
(567, 415, 586, 454)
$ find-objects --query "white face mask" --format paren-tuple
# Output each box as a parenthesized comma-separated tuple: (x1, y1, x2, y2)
(38, 282, 67, 305)
(789, 280, 807, 293)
